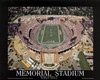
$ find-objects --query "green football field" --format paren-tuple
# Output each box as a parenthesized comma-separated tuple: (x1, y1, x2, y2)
(37, 25, 64, 44)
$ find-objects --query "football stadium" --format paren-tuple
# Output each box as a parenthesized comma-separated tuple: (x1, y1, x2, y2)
(13, 15, 84, 70)
(8, 7, 93, 70)
(18, 17, 83, 52)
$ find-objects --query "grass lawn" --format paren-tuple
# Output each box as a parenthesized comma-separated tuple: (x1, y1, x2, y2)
(78, 51, 90, 70)
(44, 64, 55, 67)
